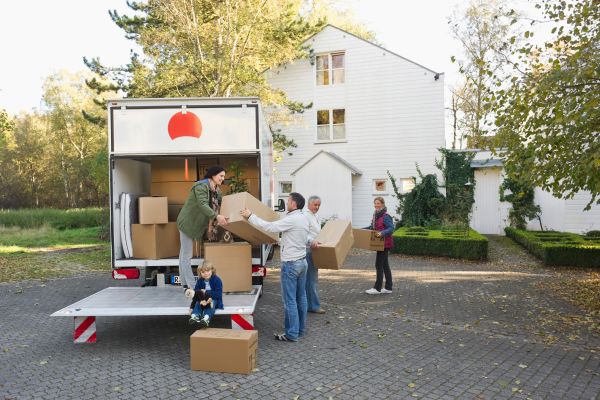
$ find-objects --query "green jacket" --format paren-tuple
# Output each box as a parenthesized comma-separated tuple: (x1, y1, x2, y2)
(176, 179, 222, 240)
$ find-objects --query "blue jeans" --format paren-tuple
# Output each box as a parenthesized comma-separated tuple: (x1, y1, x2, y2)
(306, 249, 321, 311)
(192, 302, 215, 322)
(280, 258, 308, 341)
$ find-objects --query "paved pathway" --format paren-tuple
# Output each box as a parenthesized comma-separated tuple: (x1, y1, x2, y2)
(1, 237, 599, 399)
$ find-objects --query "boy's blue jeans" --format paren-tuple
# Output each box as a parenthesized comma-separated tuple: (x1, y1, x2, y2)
(280, 258, 308, 341)
(192, 302, 215, 322)
(306, 249, 321, 312)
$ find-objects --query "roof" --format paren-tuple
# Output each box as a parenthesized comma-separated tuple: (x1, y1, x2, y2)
(471, 159, 504, 168)
(291, 150, 362, 176)
(304, 24, 443, 76)
(469, 150, 504, 169)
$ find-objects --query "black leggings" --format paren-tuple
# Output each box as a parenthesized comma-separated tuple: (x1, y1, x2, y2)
(374, 249, 392, 291)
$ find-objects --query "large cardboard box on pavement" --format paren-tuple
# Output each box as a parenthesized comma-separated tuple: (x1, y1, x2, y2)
(220, 192, 279, 245)
(312, 219, 354, 269)
(132, 222, 180, 259)
(151, 158, 198, 182)
(190, 328, 258, 374)
(352, 228, 385, 251)
(203, 242, 252, 292)
(138, 196, 168, 224)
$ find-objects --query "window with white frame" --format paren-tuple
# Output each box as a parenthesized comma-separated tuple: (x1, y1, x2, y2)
(317, 109, 345, 141)
(316, 52, 345, 85)
(400, 178, 416, 193)
(280, 181, 292, 195)
(373, 179, 388, 195)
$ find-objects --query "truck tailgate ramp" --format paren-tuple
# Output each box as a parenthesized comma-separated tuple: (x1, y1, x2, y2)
(51, 285, 261, 343)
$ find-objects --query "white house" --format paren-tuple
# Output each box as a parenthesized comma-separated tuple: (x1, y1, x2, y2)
(266, 25, 445, 226)
(470, 151, 600, 234)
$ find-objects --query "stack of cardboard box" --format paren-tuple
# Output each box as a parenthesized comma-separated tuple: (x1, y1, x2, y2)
(131, 196, 180, 259)
(189, 191, 281, 374)
(150, 158, 198, 222)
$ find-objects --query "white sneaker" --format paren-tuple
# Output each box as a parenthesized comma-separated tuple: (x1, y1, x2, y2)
(365, 288, 381, 295)
(380, 288, 392, 294)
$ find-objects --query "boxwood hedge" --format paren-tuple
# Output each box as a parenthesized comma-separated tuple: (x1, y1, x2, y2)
(392, 228, 488, 260)
(505, 228, 600, 267)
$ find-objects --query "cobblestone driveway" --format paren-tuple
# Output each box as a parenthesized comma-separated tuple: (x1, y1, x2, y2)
(1, 236, 599, 399)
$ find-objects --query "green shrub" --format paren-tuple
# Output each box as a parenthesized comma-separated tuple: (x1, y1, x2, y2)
(0, 208, 106, 230)
(406, 226, 427, 233)
(505, 227, 600, 267)
(393, 228, 488, 260)
(586, 230, 600, 238)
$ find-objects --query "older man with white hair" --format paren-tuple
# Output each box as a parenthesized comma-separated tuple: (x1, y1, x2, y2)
(305, 195, 325, 314)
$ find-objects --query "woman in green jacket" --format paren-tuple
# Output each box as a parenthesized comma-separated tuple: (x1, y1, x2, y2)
(177, 166, 228, 290)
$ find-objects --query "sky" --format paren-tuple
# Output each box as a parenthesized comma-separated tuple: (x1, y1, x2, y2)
(0, 0, 471, 116)
(0, 0, 545, 132)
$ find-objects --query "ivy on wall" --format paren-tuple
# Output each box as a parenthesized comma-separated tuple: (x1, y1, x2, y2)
(388, 148, 476, 229)
(499, 177, 541, 230)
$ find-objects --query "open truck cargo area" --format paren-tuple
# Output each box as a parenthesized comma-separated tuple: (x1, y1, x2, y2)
(52, 98, 276, 342)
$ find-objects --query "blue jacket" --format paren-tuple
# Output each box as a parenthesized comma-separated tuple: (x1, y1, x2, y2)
(194, 275, 224, 309)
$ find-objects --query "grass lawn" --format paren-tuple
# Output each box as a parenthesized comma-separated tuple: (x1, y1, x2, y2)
(0, 226, 110, 283)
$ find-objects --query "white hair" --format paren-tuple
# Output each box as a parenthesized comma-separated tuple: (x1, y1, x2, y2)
(307, 195, 321, 204)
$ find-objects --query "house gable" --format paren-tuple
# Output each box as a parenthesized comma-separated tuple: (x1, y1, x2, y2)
(266, 24, 445, 226)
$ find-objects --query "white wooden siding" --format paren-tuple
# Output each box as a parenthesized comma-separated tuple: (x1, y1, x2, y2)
(293, 152, 353, 221)
(267, 25, 445, 227)
(563, 192, 600, 233)
(473, 167, 600, 235)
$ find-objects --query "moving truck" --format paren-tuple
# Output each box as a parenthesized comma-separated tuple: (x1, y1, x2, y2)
(52, 98, 276, 342)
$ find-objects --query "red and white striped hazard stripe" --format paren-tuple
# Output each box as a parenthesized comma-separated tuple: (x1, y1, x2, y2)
(231, 314, 254, 330)
(73, 316, 96, 343)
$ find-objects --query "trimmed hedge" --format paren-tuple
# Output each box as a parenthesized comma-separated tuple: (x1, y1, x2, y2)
(505, 228, 600, 267)
(392, 228, 488, 260)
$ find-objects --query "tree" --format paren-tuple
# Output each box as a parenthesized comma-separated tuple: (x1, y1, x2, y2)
(448, 0, 517, 148)
(85, 0, 374, 159)
(42, 70, 110, 207)
(492, 0, 600, 209)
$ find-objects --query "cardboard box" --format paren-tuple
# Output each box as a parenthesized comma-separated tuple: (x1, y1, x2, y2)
(352, 228, 385, 251)
(312, 219, 354, 269)
(204, 242, 252, 292)
(132, 222, 180, 259)
(138, 196, 168, 224)
(220, 192, 280, 245)
(151, 158, 198, 182)
(190, 328, 257, 374)
(150, 181, 195, 205)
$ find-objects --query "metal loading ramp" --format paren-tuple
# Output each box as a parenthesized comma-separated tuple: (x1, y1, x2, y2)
(51, 285, 261, 317)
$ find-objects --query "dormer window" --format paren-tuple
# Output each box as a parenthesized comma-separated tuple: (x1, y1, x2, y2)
(316, 52, 345, 85)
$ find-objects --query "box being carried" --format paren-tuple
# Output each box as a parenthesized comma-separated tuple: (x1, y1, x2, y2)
(220, 192, 279, 245)
(352, 228, 385, 251)
(190, 328, 258, 374)
(312, 219, 354, 269)
(204, 242, 252, 292)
